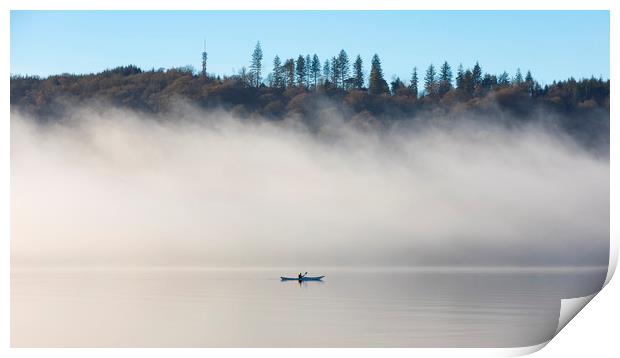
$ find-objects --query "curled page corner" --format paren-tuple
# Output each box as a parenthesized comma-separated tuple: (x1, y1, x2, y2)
(500, 341, 550, 357)
(491, 292, 599, 357)
(511, 293, 598, 356)
(497, 274, 609, 357)
(604, 240, 618, 286)
(557, 235, 616, 336)
(555, 293, 597, 335)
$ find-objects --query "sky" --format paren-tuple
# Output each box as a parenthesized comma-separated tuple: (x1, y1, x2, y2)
(10, 10, 610, 85)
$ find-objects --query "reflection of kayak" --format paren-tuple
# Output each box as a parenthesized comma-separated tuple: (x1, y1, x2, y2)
(280, 276, 325, 281)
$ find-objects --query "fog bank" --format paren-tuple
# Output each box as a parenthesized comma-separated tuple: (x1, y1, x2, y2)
(11, 106, 610, 268)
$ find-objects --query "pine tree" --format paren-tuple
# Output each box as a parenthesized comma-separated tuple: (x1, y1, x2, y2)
(249, 41, 263, 87)
(498, 71, 511, 87)
(337, 50, 350, 90)
(463, 69, 475, 95)
(352, 55, 364, 89)
(525, 70, 535, 96)
(390, 77, 406, 95)
(472, 61, 482, 87)
(409, 67, 418, 98)
(311, 54, 321, 89)
(481, 74, 497, 91)
(296, 55, 306, 87)
(438, 61, 453, 96)
(456, 64, 464, 90)
(368, 54, 389, 95)
(514, 68, 523, 84)
(284, 59, 295, 87)
(305, 54, 312, 87)
(331, 56, 340, 87)
(272, 55, 283, 88)
(424, 64, 437, 96)
(322, 59, 331, 85)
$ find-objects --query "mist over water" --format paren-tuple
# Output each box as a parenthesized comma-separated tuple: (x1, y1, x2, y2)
(11, 105, 610, 268)
(10, 267, 607, 347)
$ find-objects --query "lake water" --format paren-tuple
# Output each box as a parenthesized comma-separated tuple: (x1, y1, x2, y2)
(11, 267, 607, 347)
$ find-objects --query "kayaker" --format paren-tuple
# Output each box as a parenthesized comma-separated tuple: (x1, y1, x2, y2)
(298, 272, 306, 279)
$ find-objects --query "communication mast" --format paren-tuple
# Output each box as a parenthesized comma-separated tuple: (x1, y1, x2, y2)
(201, 39, 208, 78)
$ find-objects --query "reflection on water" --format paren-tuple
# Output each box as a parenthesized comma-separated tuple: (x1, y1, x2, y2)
(11, 267, 606, 347)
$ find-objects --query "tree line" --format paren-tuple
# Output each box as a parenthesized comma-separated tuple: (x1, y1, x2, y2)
(10, 41, 609, 151)
(237, 42, 605, 103)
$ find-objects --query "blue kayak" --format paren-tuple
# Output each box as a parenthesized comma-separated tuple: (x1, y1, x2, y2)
(281, 276, 325, 281)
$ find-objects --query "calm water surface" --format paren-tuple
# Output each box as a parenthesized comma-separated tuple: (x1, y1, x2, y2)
(11, 267, 606, 347)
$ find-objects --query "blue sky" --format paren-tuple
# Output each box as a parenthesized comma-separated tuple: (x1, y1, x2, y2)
(10, 11, 609, 85)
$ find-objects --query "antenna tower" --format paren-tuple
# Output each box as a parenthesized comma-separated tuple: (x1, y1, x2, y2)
(201, 39, 208, 78)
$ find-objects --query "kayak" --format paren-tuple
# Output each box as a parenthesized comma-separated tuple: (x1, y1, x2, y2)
(280, 276, 325, 281)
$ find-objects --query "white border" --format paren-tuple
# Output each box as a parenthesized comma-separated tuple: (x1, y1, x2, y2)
(1, 1, 616, 357)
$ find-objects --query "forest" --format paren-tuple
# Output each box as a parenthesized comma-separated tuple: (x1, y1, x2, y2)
(10, 42, 610, 150)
